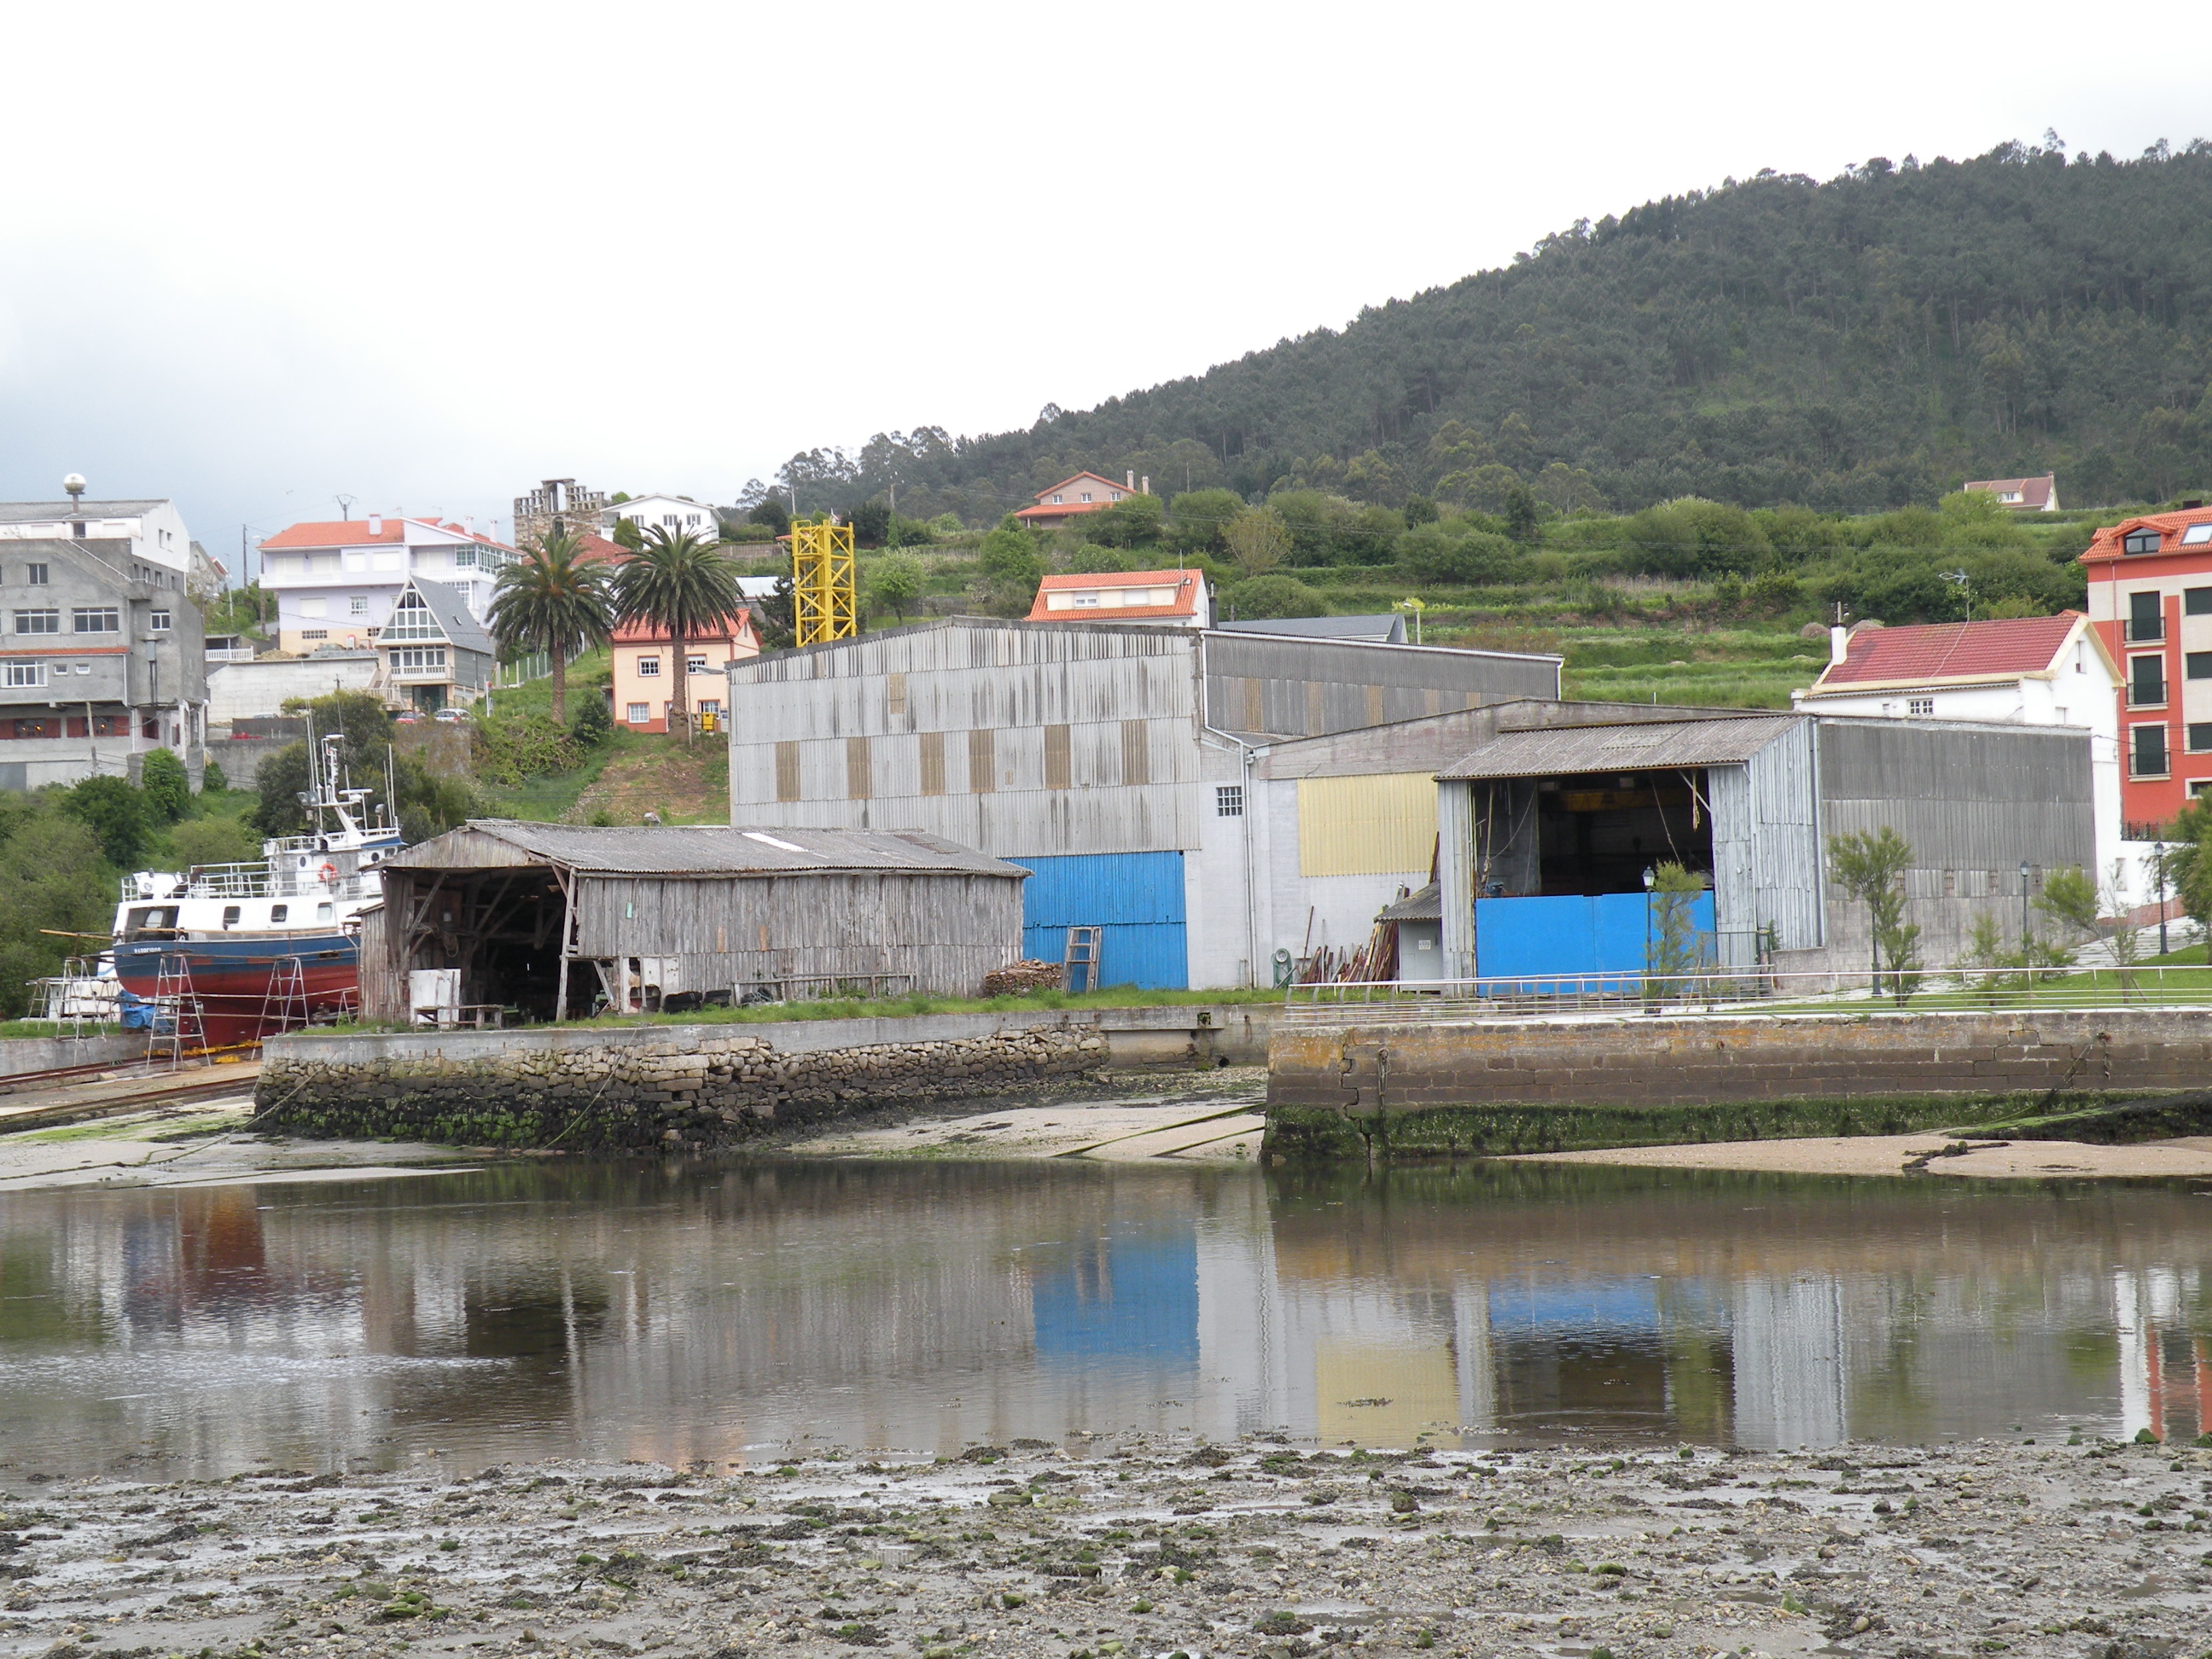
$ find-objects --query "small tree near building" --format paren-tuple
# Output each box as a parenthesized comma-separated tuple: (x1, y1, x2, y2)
(1828, 827, 1921, 1001)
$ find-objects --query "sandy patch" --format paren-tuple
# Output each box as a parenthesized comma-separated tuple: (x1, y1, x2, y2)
(1512, 1131, 2212, 1179)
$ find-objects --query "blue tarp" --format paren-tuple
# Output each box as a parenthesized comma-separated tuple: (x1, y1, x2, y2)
(1474, 891, 1715, 987)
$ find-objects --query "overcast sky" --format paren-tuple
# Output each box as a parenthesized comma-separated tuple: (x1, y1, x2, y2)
(0, 0, 2201, 572)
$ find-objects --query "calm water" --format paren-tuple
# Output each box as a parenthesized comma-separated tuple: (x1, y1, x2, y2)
(3, 1159, 2210, 1478)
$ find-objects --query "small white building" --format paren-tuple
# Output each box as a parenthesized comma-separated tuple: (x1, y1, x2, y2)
(600, 494, 720, 543)
(1794, 611, 2134, 900)
(207, 651, 385, 725)
(257, 514, 513, 655)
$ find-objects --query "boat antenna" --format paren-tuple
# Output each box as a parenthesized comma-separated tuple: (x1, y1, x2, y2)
(385, 742, 397, 833)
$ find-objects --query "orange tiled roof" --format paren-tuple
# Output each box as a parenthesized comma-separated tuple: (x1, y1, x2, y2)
(1026, 569, 1203, 623)
(1810, 612, 2084, 689)
(2080, 508, 2212, 564)
(260, 516, 510, 551)
(611, 608, 756, 646)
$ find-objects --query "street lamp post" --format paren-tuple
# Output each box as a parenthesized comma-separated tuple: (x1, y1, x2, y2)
(2156, 841, 2169, 958)
(2019, 860, 2032, 952)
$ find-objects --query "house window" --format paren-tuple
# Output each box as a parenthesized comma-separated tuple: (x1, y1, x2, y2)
(1079, 492, 1093, 503)
(393, 647, 446, 672)
(349, 596, 368, 616)
(1070, 591, 1099, 607)
(2188, 587, 2212, 616)
(300, 629, 329, 641)
(661, 514, 679, 529)
(2123, 527, 2163, 555)
(2183, 524, 2212, 545)
(1216, 783, 1244, 818)
(2129, 655, 2166, 706)
(298, 597, 328, 620)
(2189, 724, 2212, 753)
(2128, 591, 2163, 643)
(385, 589, 438, 639)
(626, 702, 650, 725)
(25, 563, 48, 585)
(1049, 494, 1063, 504)
(14, 608, 59, 633)
(2133, 724, 2169, 777)
(686, 654, 708, 675)
(2188, 652, 2212, 681)
(1908, 696, 1935, 716)
(636, 655, 661, 677)
(4, 661, 44, 688)
(148, 609, 171, 631)
(452, 547, 477, 568)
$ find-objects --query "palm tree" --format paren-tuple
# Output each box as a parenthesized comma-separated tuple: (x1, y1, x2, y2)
(613, 525, 740, 736)
(486, 529, 614, 725)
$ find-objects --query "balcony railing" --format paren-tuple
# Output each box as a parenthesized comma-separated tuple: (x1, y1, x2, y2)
(2128, 617, 2166, 643)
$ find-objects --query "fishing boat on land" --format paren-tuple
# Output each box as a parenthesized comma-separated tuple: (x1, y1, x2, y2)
(110, 735, 404, 1049)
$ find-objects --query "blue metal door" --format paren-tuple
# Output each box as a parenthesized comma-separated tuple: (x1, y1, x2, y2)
(1010, 851, 1188, 989)
(1475, 891, 1714, 986)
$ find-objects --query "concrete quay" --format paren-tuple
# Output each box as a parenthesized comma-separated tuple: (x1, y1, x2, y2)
(256, 1004, 1271, 1150)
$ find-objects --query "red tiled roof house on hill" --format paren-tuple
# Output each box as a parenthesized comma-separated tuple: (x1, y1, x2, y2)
(1012, 472, 1145, 533)
(1796, 611, 2126, 893)
(1962, 473, 2059, 511)
(1025, 569, 1210, 629)
(2082, 506, 2212, 831)
(612, 608, 760, 732)
(258, 514, 512, 656)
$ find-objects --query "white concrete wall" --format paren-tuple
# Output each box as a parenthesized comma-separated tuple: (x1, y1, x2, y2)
(208, 656, 381, 723)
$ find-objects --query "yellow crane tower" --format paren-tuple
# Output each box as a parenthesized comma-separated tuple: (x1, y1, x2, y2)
(790, 518, 858, 646)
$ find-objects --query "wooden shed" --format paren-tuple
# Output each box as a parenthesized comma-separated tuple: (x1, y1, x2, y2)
(361, 821, 1028, 1022)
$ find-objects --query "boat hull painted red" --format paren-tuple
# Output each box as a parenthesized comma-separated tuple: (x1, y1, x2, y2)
(113, 932, 358, 1051)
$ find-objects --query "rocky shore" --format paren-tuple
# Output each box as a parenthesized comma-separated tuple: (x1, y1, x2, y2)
(3, 1435, 2207, 1659)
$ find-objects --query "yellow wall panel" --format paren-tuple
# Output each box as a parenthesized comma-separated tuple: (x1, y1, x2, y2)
(1297, 772, 1437, 876)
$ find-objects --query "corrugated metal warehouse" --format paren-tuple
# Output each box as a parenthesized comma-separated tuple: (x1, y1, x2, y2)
(1433, 709, 2096, 981)
(358, 821, 1027, 1022)
(723, 617, 1563, 989)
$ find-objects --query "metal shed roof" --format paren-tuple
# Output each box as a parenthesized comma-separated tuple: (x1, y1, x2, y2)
(1435, 713, 1804, 780)
(379, 821, 1029, 878)
(1377, 882, 1441, 922)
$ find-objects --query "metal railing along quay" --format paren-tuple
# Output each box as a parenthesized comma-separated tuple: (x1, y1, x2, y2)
(1279, 964, 2212, 1024)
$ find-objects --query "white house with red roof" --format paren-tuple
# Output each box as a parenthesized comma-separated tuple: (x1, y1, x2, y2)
(1796, 610, 2132, 899)
(1962, 473, 2059, 511)
(257, 514, 514, 655)
(1012, 472, 1145, 533)
(1026, 568, 1210, 629)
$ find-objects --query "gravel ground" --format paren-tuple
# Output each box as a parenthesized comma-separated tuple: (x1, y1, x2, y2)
(3, 1436, 2207, 1659)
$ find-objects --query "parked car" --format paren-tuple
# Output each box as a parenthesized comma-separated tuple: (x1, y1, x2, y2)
(434, 707, 473, 724)
(394, 710, 422, 725)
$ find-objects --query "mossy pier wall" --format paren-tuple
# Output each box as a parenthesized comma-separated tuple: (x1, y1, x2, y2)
(257, 1006, 1268, 1150)
(1265, 1006, 2212, 1160)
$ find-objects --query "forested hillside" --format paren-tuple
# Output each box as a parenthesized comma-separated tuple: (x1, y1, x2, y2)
(766, 138, 2212, 521)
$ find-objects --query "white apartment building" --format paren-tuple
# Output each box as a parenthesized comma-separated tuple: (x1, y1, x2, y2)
(0, 494, 195, 584)
(256, 514, 513, 655)
(600, 494, 720, 542)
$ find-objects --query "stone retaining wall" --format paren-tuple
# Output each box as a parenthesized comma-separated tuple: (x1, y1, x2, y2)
(1266, 1006, 2212, 1158)
(258, 1005, 1271, 1150)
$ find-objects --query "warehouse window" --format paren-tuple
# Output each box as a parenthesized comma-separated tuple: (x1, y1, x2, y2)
(1044, 724, 1072, 789)
(775, 740, 801, 801)
(2133, 724, 2169, 777)
(846, 735, 872, 799)
(1216, 784, 1244, 818)
(968, 729, 995, 794)
(1121, 719, 1150, 787)
(918, 731, 945, 796)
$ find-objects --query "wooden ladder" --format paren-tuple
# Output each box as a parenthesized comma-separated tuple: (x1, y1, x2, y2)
(1062, 926, 1103, 994)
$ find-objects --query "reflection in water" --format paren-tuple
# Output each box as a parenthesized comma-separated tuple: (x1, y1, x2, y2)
(1, 1161, 2209, 1477)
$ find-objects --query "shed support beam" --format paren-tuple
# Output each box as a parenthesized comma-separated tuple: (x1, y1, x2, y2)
(1438, 778, 1476, 981)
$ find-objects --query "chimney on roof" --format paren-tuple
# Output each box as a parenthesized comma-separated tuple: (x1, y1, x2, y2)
(1829, 623, 1849, 667)
(1126, 470, 1136, 491)
(367, 513, 383, 536)
(1140, 475, 1150, 494)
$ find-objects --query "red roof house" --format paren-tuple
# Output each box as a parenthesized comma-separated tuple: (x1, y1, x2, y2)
(1012, 472, 1143, 532)
(1026, 569, 1209, 628)
(2080, 505, 2212, 829)
(1802, 612, 2105, 692)
(1961, 474, 2059, 511)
